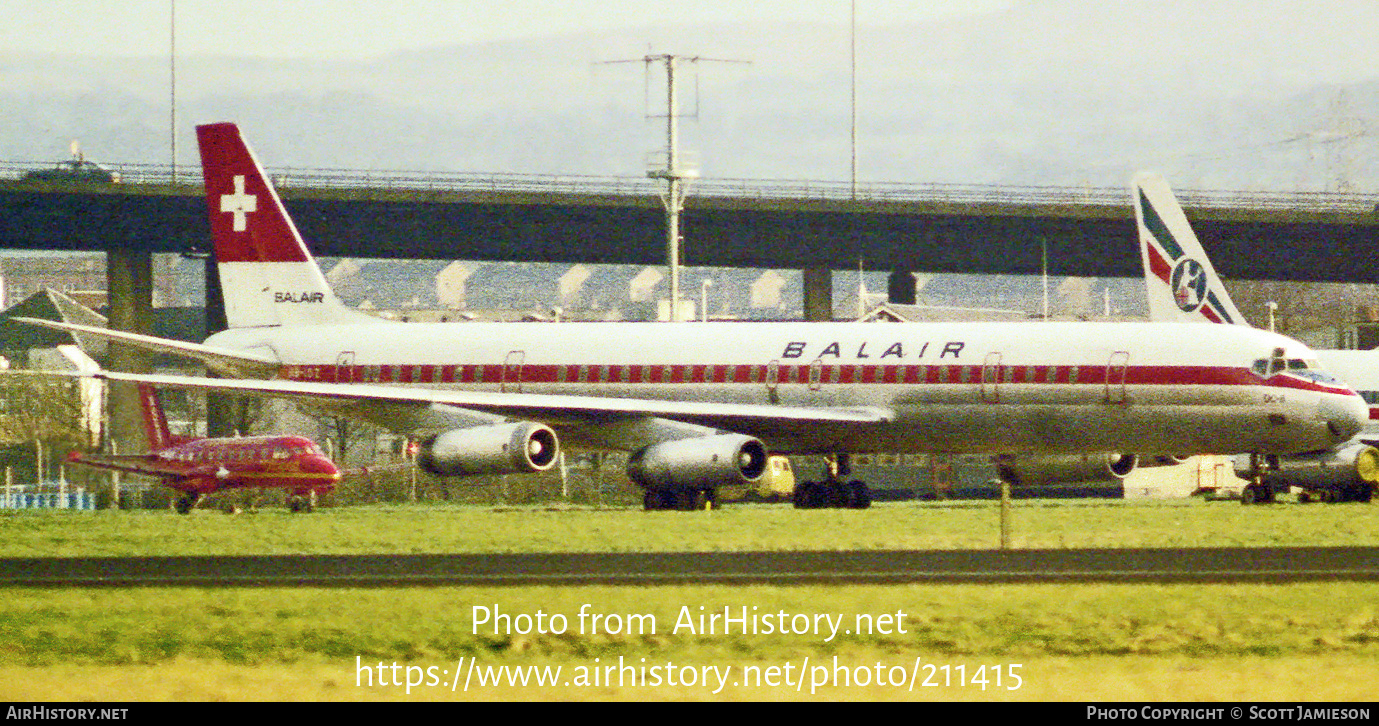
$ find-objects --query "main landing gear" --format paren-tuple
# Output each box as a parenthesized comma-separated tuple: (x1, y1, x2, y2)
(642, 488, 717, 511)
(173, 492, 201, 515)
(793, 454, 873, 510)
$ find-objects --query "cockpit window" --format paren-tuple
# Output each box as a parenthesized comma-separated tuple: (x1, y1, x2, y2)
(1254, 355, 1343, 386)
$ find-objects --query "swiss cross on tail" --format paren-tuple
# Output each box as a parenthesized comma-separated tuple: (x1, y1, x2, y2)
(196, 122, 310, 264)
(220, 175, 257, 232)
(1132, 172, 1246, 326)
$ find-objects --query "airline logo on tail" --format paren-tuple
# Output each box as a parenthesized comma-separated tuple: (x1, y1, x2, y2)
(196, 122, 380, 329)
(220, 175, 258, 231)
(1134, 173, 1245, 325)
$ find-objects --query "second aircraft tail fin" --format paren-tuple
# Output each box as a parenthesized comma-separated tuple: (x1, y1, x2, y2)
(1133, 172, 1246, 325)
(137, 382, 179, 451)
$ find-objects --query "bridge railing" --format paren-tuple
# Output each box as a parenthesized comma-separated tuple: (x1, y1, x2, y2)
(1, 160, 1374, 213)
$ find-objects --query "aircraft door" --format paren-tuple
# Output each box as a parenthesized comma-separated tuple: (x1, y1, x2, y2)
(981, 352, 1002, 403)
(765, 359, 780, 404)
(1106, 351, 1129, 404)
(335, 351, 356, 383)
(502, 350, 525, 393)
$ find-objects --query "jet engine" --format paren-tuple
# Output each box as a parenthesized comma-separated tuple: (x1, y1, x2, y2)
(627, 434, 768, 492)
(417, 422, 559, 476)
(1232, 442, 1379, 501)
(995, 453, 1137, 486)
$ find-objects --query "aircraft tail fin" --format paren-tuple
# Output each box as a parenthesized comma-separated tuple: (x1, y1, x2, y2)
(137, 382, 178, 451)
(1133, 172, 1246, 325)
(196, 122, 381, 329)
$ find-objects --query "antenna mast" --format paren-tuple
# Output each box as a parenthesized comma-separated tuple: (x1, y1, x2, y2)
(648, 54, 697, 322)
(605, 53, 747, 321)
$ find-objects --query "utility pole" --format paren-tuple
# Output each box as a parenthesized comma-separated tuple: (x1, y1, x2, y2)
(851, 0, 859, 200)
(170, 0, 177, 183)
(647, 54, 695, 321)
(606, 54, 747, 321)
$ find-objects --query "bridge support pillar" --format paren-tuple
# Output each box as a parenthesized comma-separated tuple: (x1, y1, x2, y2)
(201, 255, 250, 438)
(803, 265, 833, 322)
(105, 249, 155, 508)
(888, 269, 917, 305)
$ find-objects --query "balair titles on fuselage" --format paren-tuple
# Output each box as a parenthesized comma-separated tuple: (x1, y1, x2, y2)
(781, 340, 966, 360)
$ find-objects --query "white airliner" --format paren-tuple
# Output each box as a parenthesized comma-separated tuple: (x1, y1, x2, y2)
(19, 125, 1369, 511)
(1133, 171, 1379, 504)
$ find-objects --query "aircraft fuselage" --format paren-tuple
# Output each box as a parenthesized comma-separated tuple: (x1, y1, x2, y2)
(203, 319, 1366, 457)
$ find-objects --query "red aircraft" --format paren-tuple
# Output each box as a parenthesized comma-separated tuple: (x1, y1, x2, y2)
(69, 383, 341, 513)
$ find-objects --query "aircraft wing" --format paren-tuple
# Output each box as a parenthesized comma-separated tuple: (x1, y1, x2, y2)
(85, 370, 892, 444)
(12, 318, 280, 379)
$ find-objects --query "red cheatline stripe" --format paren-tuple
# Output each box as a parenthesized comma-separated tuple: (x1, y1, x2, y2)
(273, 362, 1360, 396)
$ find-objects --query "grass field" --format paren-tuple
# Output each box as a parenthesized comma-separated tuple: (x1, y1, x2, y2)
(2, 499, 1378, 701)
(3, 497, 1379, 556)
(2, 582, 1378, 700)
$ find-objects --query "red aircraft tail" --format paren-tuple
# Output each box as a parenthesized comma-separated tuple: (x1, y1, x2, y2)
(195, 122, 379, 329)
(196, 122, 310, 265)
(136, 383, 178, 451)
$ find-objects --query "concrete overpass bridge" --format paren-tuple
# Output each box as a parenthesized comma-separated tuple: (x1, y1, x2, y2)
(4, 164, 1379, 320)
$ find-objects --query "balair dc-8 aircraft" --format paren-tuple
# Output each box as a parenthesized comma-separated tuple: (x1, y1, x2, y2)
(1134, 171, 1379, 504)
(21, 123, 1369, 510)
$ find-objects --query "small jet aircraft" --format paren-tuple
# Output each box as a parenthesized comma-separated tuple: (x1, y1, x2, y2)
(1132, 171, 1379, 504)
(68, 382, 341, 513)
(20, 125, 1370, 511)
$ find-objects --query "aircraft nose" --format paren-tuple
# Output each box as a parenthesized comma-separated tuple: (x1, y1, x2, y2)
(302, 455, 343, 481)
(1320, 394, 1367, 443)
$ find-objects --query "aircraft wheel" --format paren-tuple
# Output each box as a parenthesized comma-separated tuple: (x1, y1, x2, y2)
(805, 481, 824, 508)
(1297, 491, 1313, 504)
(173, 494, 198, 515)
(643, 490, 662, 511)
(288, 492, 317, 513)
(1353, 484, 1374, 503)
(824, 482, 847, 508)
(1319, 489, 1337, 504)
(1240, 485, 1259, 505)
(848, 480, 872, 509)
(793, 481, 813, 509)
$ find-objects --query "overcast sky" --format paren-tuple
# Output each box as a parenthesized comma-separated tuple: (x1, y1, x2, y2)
(3, 1, 1015, 58)
(5, 1, 1379, 192)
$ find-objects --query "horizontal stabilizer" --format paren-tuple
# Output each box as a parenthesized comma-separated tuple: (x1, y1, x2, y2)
(12, 318, 280, 379)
